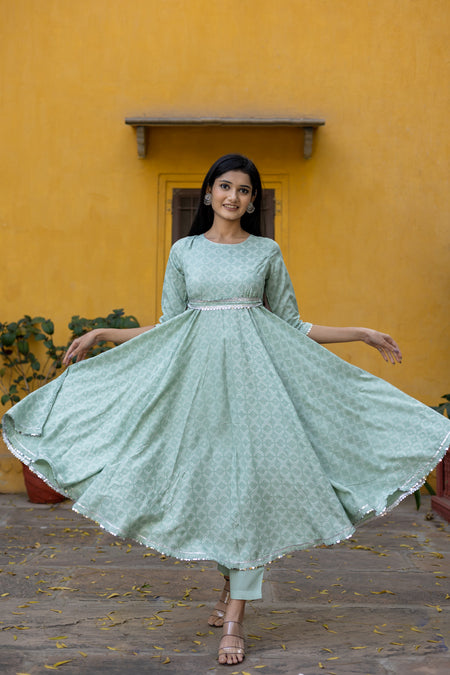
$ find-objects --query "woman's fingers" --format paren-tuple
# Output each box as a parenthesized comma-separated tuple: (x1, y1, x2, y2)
(384, 336, 402, 364)
(367, 330, 402, 365)
(63, 335, 92, 365)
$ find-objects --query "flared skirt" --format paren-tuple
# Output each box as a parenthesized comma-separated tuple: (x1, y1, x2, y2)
(3, 307, 449, 569)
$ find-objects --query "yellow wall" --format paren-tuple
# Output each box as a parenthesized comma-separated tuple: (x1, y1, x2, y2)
(1, 0, 449, 490)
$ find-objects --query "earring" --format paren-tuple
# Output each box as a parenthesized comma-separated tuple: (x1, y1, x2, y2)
(203, 193, 212, 205)
(246, 202, 255, 214)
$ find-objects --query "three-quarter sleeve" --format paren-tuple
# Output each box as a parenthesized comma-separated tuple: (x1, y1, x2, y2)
(159, 246, 188, 323)
(264, 245, 312, 335)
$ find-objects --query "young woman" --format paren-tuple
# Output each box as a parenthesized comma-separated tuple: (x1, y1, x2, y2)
(3, 154, 449, 666)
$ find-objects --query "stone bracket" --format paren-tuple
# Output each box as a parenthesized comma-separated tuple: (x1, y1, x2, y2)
(125, 117, 325, 160)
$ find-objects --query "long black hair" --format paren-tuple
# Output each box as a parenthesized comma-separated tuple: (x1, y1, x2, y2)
(188, 154, 262, 236)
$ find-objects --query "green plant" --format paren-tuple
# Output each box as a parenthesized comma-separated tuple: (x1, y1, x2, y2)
(0, 309, 140, 414)
(431, 394, 450, 418)
(0, 316, 66, 408)
(413, 393, 449, 510)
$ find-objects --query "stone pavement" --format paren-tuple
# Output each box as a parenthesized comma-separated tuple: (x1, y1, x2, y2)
(0, 493, 448, 675)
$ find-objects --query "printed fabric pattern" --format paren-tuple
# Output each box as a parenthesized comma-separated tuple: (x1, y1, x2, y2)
(3, 234, 450, 569)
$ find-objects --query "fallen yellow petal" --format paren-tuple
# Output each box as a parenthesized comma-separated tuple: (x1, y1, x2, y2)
(351, 646, 368, 649)
(44, 661, 72, 669)
(270, 609, 294, 614)
(153, 645, 164, 650)
(162, 657, 170, 664)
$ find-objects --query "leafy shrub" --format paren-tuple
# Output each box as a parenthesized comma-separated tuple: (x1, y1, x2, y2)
(0, 309, 140, 411)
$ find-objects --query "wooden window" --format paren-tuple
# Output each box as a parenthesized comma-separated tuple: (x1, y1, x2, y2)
(171, 189, 276, 243)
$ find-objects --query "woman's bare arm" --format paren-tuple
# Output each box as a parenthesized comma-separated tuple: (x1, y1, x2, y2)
(63, 325, 155, 365)
(308, 325, 402, 364)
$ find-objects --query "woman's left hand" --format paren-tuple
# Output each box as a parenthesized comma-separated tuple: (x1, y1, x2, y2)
(361, 329, 403, 364)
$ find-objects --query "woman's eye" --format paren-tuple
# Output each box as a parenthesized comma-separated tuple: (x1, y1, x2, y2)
(219, 183, 229, 190)
(240, 188, 249, 194)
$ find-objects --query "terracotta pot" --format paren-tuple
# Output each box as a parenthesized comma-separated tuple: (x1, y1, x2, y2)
(22, 464, 66, 504)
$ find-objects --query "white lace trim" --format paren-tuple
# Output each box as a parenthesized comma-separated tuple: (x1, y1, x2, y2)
(188, 297, 263, 310)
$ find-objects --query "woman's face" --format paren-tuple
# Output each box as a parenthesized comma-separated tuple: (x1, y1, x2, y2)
(207, 170, 256, 224)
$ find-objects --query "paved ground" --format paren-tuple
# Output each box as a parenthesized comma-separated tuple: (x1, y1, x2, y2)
(0, 493, 449, 675)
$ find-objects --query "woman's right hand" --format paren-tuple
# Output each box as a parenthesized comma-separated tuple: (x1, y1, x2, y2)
(63, 329, 99, 366)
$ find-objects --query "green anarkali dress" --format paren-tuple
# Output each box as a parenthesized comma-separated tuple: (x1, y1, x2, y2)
(3, 234, 450, 569)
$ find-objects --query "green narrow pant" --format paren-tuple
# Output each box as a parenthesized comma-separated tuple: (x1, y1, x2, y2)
(217, 564, 264, 600)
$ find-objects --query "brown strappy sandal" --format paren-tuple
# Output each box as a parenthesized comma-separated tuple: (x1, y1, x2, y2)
(217, 620, 245, 665)
(208, 576, 230, 627)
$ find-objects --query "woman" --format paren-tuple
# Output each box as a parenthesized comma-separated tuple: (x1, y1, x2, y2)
(3, 154, 449, 666)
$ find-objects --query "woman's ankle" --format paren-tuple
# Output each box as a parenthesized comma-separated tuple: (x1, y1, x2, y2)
(224, 598, 246, 623)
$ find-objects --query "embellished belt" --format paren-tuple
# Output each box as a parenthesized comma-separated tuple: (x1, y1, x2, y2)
(187, 297, 263, 311)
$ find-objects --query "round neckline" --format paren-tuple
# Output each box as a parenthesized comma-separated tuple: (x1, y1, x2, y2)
(201, 234, 253, 246)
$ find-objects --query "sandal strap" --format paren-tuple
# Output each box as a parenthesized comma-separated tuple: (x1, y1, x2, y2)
(208, 582, 231, 624)
(218, 647, 245, 655)
(222, 621, 244, 638)
(218, 622, 245, 658)
(223, 620, 243, 627)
